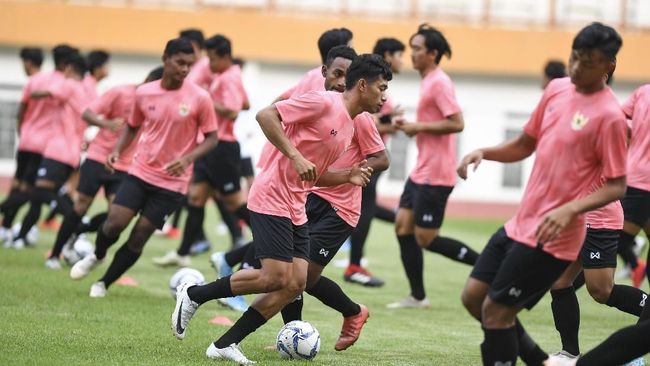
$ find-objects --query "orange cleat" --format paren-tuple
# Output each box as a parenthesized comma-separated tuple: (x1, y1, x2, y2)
(632, 259, 646, 288)
(165, 227, 181, 240)
(335, 304, 369, 351)
(40, 218, 60, 231)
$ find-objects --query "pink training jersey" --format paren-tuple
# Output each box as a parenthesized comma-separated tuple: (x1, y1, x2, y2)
(280, 66, 325, 100)
(209, 64, 246, 142)
(82, 75, 99, 101)
(504, 78, 627, 261)
(409, 67, 462, 187)
(43, 78, 91, 168)
(187, 56, 213, 91)
(312, 113, 385, 227)
(247, 91, 356, 225)
(585, 177, 624, 230)
(87, 84, 137, 172)
(622, 85, 650, 192)
(128, 79, 218, 194)
(18, 71, 66, 154)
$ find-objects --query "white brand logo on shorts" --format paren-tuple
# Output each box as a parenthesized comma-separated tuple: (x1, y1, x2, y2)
(508, 287, 522, 298)
(422, 214, 433, 223)
(319, 248, 329, 257)
(37, 167, 46, 177)
(590, 251, 601, 260)
(641, 294, 647, 307)
(224, 182, 235, 192)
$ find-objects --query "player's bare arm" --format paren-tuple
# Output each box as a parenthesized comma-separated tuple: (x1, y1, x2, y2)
(457, 132, 537, 180)
(397, 112, 464, 137)
(165, 131, 219, 177)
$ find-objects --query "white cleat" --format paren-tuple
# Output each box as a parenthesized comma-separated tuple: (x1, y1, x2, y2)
(153, 250, 191, 267)
(12, 238, 26, 250)
(70, 253, 101, 280)
(89, 281, 107, 298)
(206, 343, 256, 365)
(0, 227, 12, 248)
(550, 350, 579, 360)
(544, 354, 577, 366)
(386, 295, 431, 309)
(624, 357, 646, 366)
(634, 236, 647, 257)
(171, 282, 200, 340)
(44, 258, 62, 270)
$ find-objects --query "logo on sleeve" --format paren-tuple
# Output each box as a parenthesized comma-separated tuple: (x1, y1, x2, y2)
(570, 111, 589, 131)
(330, 129, 338, 137)
(178, 102, 191, 117)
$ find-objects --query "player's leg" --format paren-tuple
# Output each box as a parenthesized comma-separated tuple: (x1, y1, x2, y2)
(215, 198, 244, 248)
(619, 187, 648, 286)
(549, 261, 583, 358)
(0, 152, 41, 244)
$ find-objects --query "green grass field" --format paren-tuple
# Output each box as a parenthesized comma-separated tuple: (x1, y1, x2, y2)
(1, 204, 647, 365)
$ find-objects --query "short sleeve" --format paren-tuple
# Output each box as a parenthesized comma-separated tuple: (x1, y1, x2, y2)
(622, 88, 639, 119)
(275, 91, 329, 125)
(356, 114, 386, 156)
(197, 93, 219, 134)
(596, 113, 628, 179)
(431, 80, 461, 118)
(523, 88, 554, 139)
(280, 84, 298, 100)
(129, 95, 145, 128)
(89, 87, 118, 116)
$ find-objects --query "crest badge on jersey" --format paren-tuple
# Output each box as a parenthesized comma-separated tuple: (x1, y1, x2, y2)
(570, 111, 589, 131)
(178, 102, 191, 117)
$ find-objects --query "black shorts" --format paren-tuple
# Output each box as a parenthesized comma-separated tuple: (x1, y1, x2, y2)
(36, 158, 74, 189)
(112, 174, 184, 229)
(580, 228, 619, 269)
(398, 178, 453, 228)
(622, 186, 650, 227)
(240, 157, 255, 178)
(76, 158, 126, 198)
(471, 227, 571, 309)
(250, 211, 309, 262)
(306, 193, 354, 266)
(14, 150, 42, 185)
(193, 141, 241, 195)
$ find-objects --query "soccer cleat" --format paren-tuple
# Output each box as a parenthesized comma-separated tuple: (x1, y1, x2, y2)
(544, 354, 577, 366)
(218, 295, 248, 312)
(632, 259, 646, 288)
(206, 342, 256, 365)
(615, 265, 632, 280)
(12, 238, 26, 250)
(89, 281, 107, 298)
(634, 235, 647, 257)
(210, 251, 233, 279)
(171, 282, 200, 340)
(335, 304, 369, 351)
(189, 239, 212, 255)
(153, 251, 191, 267)
(70, 253, 101, 280)
(550, 350, 579, 360)
(344, 264, 385, 287)
(165, 227, 181, 240)
(40, 218, 60, 231)
(386, 295, 431, 309)
(624, 357, 646, 366)
(45, 257, 62, 270)
(0, 227, 12, 248)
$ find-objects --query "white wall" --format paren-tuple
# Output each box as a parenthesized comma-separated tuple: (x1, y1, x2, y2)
(0, 47, 640, 204)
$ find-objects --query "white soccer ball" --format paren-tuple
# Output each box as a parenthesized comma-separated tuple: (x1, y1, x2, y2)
(169, 268, 206, 299)
(276, 320, 321, 360)
(12, 223, 39, 244)
(63, 234, 94, 266)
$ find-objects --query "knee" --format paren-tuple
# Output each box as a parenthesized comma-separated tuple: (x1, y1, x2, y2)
(461, 289, 482, 320)
(587, 284, 611, 304)
(102, 216, 126, 237)
(258, 270, 290, 292)
(415, 231, 436, 248)
(286, 277, 306, 298)
(74, 198, 91, 215)
(481, 300, 515, 328)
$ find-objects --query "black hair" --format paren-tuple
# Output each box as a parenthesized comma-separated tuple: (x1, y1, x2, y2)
(572, 22, 622, 61)
(163, 38, 195, 57)
(232, 57, 245, 66)
(205, 34, 232, 57)
(179, 28, 205, 49)
(146, 66, 164, 82)
(325, 45, 357, 66)
(543, 60, 567, 80)
(52, 44, 79, 67)
(410, 23, 452, 64)
(86, 50, 110, 73)
(318, 28, 354, 64)
(63, 53, 87, 77)
(372, 38, 405, 57)
(19, 47, 43, 67)
(345, 53, 392, 91)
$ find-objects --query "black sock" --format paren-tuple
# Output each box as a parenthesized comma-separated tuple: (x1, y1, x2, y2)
(349, 187, 376, 266)
(171, 205, 182, 228)
(281, 294, 304, 323)
(425, 236, 479, 265)
(17, 187, 54, 239)
(618, 231, 638, 269)
(516, 318, 548, 365)
(98, 244, 141, 287)
(177, 205, 204, 256)
(0, 189, 30, 213)
(79, 212, 108, 234)
(224, 242, 251, 267)
(639, 302, 650, 324)
(576, 320, 650, 366)
(214, 307, 266, 348)
(374, 205, 395, 223)
(551, 287, 580, 356)
(216, 200, 243, 245)
(187, 275, 234, 305)
(240, 242, 260, 269)
(606, 284, 648, 316)
(481, 327, 518, 366)
(49, 211, 82, 258)
(572, 271, 586, 291)
(307, 276, 360, 317)
(95, 226, 119, 260)
(234, 203, 251, 227)
(397, 234, 425, 300)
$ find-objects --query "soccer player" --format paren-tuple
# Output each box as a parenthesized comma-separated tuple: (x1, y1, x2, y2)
(542, 60, 567, 89)
(12, 53, 90, 249)
(388, 24, 479, 309)
(68, 38, 219, 298)
(45, 67, 164, 269)
(182, 28, 212, 90)
(19, 47, 43, 77)
(82, 50, 110, 99)
(171, 54, 390, 364)
(0, 45, 77, 246)
(344, 37, 405, 287)
(458, 22, 627, 366)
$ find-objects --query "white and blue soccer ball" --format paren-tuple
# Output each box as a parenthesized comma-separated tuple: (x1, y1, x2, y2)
(276, 320, 321, 360)
(62, 234, 94, 266)
(169, 268, 205, 299)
